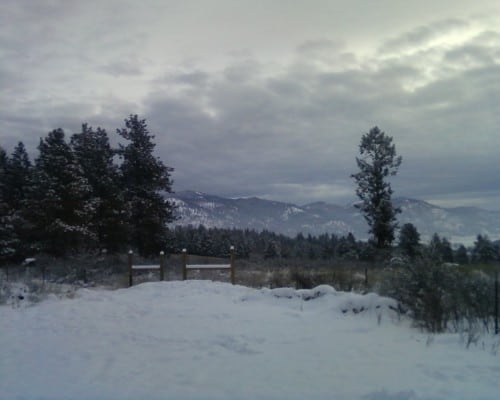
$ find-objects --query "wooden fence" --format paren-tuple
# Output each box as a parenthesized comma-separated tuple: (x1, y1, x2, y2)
(128, 251, 165, 287)
(182, 246, 235, 285)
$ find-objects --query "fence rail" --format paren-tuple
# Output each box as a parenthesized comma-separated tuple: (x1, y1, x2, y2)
(128, 251, 165, 287)
(182, 246, 235, 284)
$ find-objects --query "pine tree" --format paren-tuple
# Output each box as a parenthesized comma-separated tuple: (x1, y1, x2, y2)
(4, 142, 33, 258)
(440, 237, 454, 263)
(0, 147, 19, 262)
(427, 233, 443, 262)
(26, 129, 94, 254)
(335, 232, 359, 260)
(471, 234, 498, 263)
(398, 223, 421, 260)
(0, 148, 7, 205)
(454, 244, 469, 264)
(4, 142, 32, 205)
(70, 124, 127, 251)
(427, 233, 454, 263)
(351, 127, 402, 249)
(264, 240, 280, 259)
(118, 115, 175, 256)
(319, 233, 336, 260)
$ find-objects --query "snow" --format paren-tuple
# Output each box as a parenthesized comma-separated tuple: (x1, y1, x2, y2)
(185, 264, 231, 269)
(281, 206, 304, 221)
(1, 280, 499, 400)
(131, 264, 161, 270)
(199, 201, 218, 209)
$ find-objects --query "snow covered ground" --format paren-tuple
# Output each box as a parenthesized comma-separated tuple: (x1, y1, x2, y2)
(1, 280, 499, 400)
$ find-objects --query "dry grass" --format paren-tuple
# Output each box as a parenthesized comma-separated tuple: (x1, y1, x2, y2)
(0, 252, 409, 296)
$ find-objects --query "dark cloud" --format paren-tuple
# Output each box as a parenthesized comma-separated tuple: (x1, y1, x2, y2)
(2, 4, 500, 210)
(169, 71, 210, 87)
(140, 24, 500, 209)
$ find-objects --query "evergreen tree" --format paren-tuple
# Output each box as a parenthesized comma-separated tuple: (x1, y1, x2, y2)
(0, 147, 7, 206)
(358, 240, 377, 262)
(307, 244, 318, 260)
(427, 233, 453, 263)
(0, 146, 7, 185)
(71, 124, 127, 251)
(26, 129, 94, 254)
(118, 115, 175, 255)
(440, 237, 454, 263)
(4, 142, 33, 258)
(335, 232, 358, 260)
(398, 223, 421, 260)
(351, 127, 402, 249)
(0, 147, 19, 262)
(292, 232, 307, 258)
(471, 234, 498, 263)
(264, 241, 279, 259)
(454, 244, 469, 264)
(319, 233, 336, 259)
(4, 142, 32, 205)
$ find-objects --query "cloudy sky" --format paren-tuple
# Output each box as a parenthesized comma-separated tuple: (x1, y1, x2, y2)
(2, 0, 500, 210)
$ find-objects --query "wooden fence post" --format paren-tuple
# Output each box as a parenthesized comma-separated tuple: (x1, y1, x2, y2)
(128, 250, 133, 287)
(160, 251, 165, 281)
(230, 245, 235, 285)
(182, 249, 187, 280)
(495, 269, 498, 335)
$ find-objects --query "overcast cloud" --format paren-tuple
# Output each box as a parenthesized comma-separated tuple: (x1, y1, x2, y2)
(2, 0, 500, 209)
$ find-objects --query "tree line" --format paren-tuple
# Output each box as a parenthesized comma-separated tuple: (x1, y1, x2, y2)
(2, 120, 498, 265)
(0, 115, 175, 262)
(164, 224, 498, 266)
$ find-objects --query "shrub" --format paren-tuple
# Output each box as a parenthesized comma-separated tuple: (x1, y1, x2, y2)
(380, 260, 496, 333)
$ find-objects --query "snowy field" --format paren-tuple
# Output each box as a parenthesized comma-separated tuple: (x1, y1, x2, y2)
(1, 280, 499, 400)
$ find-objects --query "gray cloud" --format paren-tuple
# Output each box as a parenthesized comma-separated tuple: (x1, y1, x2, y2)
(2, 3, 500, 210)
(142, 24, 500, 209)
(99, 61, 143, 77)
(379, 18, 469, 54)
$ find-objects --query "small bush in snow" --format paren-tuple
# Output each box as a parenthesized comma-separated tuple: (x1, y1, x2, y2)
(380, 260, 496, 333)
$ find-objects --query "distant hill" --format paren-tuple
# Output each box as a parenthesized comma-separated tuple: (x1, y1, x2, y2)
(167, 191, 500, 245)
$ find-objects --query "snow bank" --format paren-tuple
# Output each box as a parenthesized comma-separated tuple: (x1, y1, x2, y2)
(1, 280, 499, 400)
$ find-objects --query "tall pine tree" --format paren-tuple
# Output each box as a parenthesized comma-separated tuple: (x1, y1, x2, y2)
(471, 234, 498, 263)
(398, 223, 421, 260)
(26, 129, 94, 254)
(4, 142, 32, 205)
(351, 127, 402, 249)
(0, 146, 19, 262)
(5, 142, 33, 258)
(118, 115, 175, 255)
(71, 124, 127, 251)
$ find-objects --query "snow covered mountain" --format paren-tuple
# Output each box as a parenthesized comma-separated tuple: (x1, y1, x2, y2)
(168, 191, 500, 244)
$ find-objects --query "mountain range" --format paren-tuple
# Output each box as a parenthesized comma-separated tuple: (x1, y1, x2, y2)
(167, 191, 500, 245)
